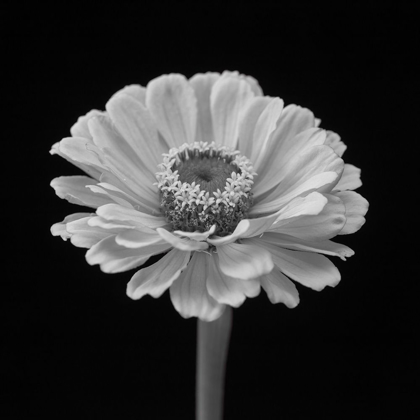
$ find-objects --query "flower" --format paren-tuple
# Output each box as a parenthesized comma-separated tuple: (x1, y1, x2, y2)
(51, 71, 368, 321)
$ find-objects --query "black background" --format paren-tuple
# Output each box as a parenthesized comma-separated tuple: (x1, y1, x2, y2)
(3, 2, 417, 419)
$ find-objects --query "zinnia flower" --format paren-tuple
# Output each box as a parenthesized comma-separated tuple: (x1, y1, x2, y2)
(51, 71, 368, 321)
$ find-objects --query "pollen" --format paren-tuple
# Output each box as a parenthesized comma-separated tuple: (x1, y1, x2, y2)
(155, 142, 256, 237)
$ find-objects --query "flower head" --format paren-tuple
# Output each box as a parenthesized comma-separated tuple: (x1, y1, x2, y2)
(51, 71, 368, 321)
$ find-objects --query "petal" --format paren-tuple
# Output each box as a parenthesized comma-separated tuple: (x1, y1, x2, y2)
(249, 98, 285, 169)
(217, 242, 274, 280)
(251, 172, 339, 216)
(173, 225, 216, 241)
(66, 216, 115, 248)
(87, 114, 160, 208)
(169, 252, 225, 321)
(157, 228, 208, 251)
(189, 72, 220, 143)
(269, 193, 346, 241)
(97, 175, 158, 214)
(111, 84, 146, 105)
(260, 267, 299, 307)
(221, 71, 263, 96)
(237, 96, 273, 159)
(207, 219, 263, 247)
(115, 229, 166, 249)
(249, 238, 340, 291)
(127, 248, 191, 299)
(325, 131, 347, 157)
(70, 109, 106, 139)
(258, 232, 354, 261)
(252, 145, 343, 215)
(86, 235, 170, 273)
(51, 212, 92, 240)
(216, 191, 327, 246)
(86, 185, 135, 209)
(88, 216, 134, 230)
(207, 208, 283, 247)
(270, 192, 328, 225)
(146, 74, 197, 148)
(206, 252, 260, 307)
(334, 164, 362, 191)
(50, 140, 102, 181)
(254, 128, 327, 197)
(335, 191, 369, 235)
(210, 75, 254, 149)
(51, 176, 111, 208)
(253, 105, 317, 190)
(96, 203, 167, 230)
(57, 137, 105, 175)
(105, 94, 166, 175)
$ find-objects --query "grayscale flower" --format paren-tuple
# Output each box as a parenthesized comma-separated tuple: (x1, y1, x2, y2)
(51, 71, 368, 321)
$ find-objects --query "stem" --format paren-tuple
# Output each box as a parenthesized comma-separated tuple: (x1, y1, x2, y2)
(196, 306, 233, 420)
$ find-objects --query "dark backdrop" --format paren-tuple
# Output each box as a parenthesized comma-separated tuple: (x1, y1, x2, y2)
(3, 2, 417, 419)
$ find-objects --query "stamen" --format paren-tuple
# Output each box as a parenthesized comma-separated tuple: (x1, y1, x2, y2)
(156, 142, 256, 237)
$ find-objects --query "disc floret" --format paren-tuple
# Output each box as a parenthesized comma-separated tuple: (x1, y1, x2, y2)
(156, 142, 256, 236)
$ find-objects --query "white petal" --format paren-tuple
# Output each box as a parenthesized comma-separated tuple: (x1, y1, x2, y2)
(335, 191, 369, 235)
(127, 249, 191, 299)
(249, 238, 340, 291)
(103, 175, 160, 214)
(217, 242, 273, 280)
(325, 131, 347, 157)
(66, 216, 115, 248)
(259, 232, 354, 261)
(96, 203, 167, 230)
(207, 209, 283, 247)
(254, 128, 327, 197)
(70, 109, 105, 139)
(253, 105, 317, 191)
(170, 252, 225, 321)
(157, 228, 208, 251)
(206, 252, 260, 307)
(260, 267, 299, 307)
(251, 172, 339, 216)
(51, 140, 102, 181)
(249, 98, 285, 169)
(51, 213, 92, 241)
(146, 74, 197, 148)
(207, 220, 257, 247)
(87, 114, 160, 208)
(334, 164, 362, 191)
(268, 192, 328, 227)
(189, 72, 220, 143)
(96, 176, 157, 214)
(58, 137, 105, 174)
(51, 222, 72, 241)
(210, 75, 254, 149)
(269, 193, 346, 241)
(86, 185, 135, 209)
(221, 71, 263, 96)
(88, 216, 134, 230)
(243, 74, 263, 96)
(105, 94, 166, 175)
(237, 96, 280, 162)
(86, 235, 170, 273)
(111, 84, 146, 105)
(173, 225, 216, 241)
(252, 144, 343, 215)
(115, 229, 166, 249)
(51, 176, 111, 208)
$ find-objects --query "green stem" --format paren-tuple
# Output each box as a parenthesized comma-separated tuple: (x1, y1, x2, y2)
(196, 306, 233, 420)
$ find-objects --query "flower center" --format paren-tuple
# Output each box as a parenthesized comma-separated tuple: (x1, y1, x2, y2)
(156, 142, 256, 237)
